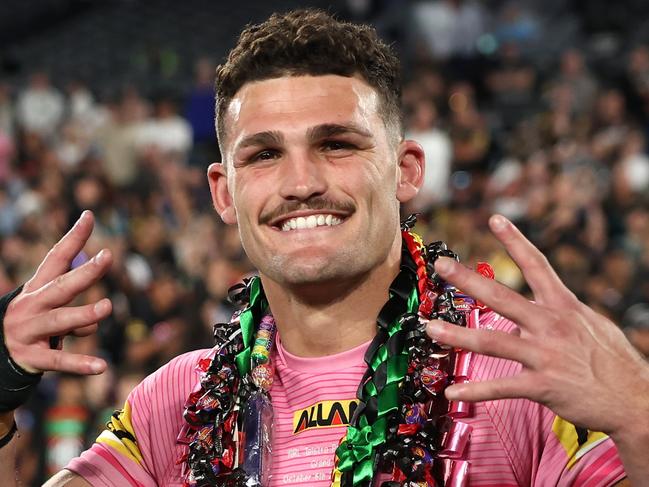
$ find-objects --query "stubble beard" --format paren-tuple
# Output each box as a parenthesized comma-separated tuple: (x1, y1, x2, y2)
(261, 244, 368, 288)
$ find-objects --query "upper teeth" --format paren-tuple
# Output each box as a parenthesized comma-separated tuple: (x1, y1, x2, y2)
(280, 214, 343, 231)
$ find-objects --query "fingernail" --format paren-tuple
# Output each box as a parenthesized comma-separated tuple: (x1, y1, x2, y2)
(490, 214, 508, 231)
(77, 210, 89, 225)
(94, 299, 109, 314)
(435, 257, 453, 274)
(90, 361, 104, 374)
(94, 249, 106, 264)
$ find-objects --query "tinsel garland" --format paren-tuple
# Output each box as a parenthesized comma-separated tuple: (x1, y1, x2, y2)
(178, 215, 491, 486)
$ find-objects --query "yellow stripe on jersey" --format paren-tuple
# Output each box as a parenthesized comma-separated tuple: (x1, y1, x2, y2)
(552, 416, 609, 469)
(97, 400, 144, 465)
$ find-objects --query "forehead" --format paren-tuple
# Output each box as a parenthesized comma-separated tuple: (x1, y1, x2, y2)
(223, 75, 382, 150)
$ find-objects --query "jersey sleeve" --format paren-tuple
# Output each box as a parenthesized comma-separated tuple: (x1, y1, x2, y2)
(65, 349, 211, 487)
(65, 387, 157, 487)
(537, 416, 625, 486)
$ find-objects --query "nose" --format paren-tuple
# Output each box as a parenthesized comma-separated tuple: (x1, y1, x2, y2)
(277, 151, 328, 201)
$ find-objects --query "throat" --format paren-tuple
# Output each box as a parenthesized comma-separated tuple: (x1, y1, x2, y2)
(262, 276, 390, 358)
(277, 315, 377, 357)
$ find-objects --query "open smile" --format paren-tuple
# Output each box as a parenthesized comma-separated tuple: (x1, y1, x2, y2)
(269, 211, 351, 232)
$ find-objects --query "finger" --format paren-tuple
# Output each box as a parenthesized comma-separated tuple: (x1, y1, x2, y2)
(26, 299, 112, 339)
(488, 214, 575, 305)
(435, 256, 539, 329)
(427, 320, 539, 368)
(25, 211, 94, 292)
(38, 250, 112, 309)
(445, 374, 533, 402)
(27, 349, 106, 375)
(70, 323, 99, 337)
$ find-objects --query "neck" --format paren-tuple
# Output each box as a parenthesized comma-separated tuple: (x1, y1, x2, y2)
(261, 236, 402, 357)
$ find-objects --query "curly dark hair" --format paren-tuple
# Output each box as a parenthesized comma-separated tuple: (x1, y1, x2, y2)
(215, 9, 402, 151)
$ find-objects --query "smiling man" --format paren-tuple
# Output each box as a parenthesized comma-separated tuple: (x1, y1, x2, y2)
(0, 8, 644, 487)
(210, 72, 421, 359)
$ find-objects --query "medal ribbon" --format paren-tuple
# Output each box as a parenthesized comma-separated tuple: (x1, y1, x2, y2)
(235, 277, 266, 376)
(335, 242, 420, 486)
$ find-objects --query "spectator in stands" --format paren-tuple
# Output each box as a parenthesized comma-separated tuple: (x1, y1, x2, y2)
(135, 94, 192, 158)
(411, 0, 487, 61)
(404, 98, 452, 210)
(15, 72, 64, 138)
(553, 49, 598, 117)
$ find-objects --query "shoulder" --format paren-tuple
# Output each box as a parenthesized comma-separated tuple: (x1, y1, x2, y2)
(146, 348, 213, 383)
(130, 348, 214, 411)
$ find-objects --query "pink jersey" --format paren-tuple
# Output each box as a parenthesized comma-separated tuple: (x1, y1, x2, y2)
(66, 312, 625, 486)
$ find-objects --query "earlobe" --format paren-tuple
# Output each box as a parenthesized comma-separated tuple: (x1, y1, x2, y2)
(396, 140, 425, 203)
(207, 163, 237, 224)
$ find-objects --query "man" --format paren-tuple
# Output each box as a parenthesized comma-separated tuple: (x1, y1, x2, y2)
(0, 9, 647, 487)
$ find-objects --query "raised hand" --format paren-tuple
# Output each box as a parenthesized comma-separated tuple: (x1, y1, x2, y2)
(426, 215, 649, 440)
(3, 210, 112, 375)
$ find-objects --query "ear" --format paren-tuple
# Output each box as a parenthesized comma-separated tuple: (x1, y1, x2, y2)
(207, 163, 237, 224)
(395, 140, 425, 203)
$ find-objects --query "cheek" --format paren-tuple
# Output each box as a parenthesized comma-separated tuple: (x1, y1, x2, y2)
(231, 175, 259, 217)
(367, 164, 398, 202)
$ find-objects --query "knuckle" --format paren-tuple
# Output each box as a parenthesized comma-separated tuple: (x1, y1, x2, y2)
(548, 309, 581, 337)
(564, 308, 582, 324)
(564, 289, 579, 303)
(53, 274, 66, 291)
(534, 345, 557, 370)
(490, 283, 511, 306)
(87, 305, 98, 321)
(533, 375, 553, 398)
(7, 292, 27, 312)
(50, 309, 63, 330)
(476, 330, 499, 353)
(51, 352, 62, 371)
(490, 381, 510, 398)
(47, 243, 64, 262)
(542, 309, 562, 329)
(4, 336, 21, 356)
(528, 251, 549, 270)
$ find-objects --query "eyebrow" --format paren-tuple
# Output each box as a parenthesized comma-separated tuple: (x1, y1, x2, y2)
(235, 131, 284, 151)
(234, 122, 373, 153)
(307, 123, 373, 141)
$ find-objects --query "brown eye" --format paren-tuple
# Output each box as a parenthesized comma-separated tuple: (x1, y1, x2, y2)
(323, 140, 355, 151)
(252, 149, 279, 162)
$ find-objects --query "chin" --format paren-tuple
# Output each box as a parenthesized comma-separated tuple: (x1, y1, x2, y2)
(263, 252, 370, 287)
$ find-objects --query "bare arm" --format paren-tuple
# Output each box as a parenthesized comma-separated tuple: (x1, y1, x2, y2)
(427, 215, 649, 486)
(42, 470, 91, 487)
(0, 211, 112, 486)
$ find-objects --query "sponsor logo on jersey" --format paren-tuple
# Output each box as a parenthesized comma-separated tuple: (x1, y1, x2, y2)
(293, 399, 358, 434)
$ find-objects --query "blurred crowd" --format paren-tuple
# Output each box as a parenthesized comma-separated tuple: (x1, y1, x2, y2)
(2, 0, 649, 484)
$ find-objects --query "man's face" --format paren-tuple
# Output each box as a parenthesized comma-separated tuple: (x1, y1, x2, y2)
(210, 75, 421, 287)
